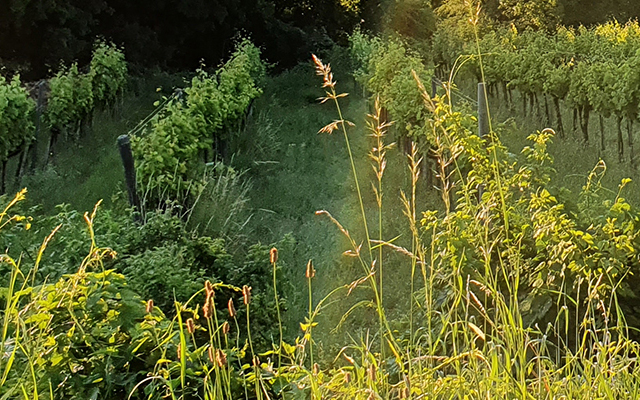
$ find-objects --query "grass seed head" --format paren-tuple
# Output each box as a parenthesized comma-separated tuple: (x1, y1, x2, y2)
(205, 280, 214, 297)
(367, 364, 376, 382)
(203, 295, 213, 319)
(222, 321, 230, 335)
(242, 285, 252, 305)
(306, 259, 316, 278)
(228, 298, 237, 317)
(145, 299, 154, 314)
(208, 345, 215, 363)
(186, 318, 195, 334)
(216, 349, 227, 368)
(313, 363, 320, 375)
(270, 247, 278, 264)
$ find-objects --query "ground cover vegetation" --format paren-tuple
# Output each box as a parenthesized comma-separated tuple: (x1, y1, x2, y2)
(5, 0, 640, 399)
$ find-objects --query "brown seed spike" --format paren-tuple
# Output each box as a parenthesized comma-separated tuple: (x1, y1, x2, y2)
(270, 247, 278, 264)
(203, 296, 212, 319)
(205, 280, 214, 297)
(242, 285, 252, 305)
(312, 363, 320, 375)
(186, 318, 196, 334)
(228, 298, 237, 317)
(145, 299, 154, 314)
(306, 259, 316, 279)
(222, 321, 230, 335)
(216, 349, 227, 368)
(208, 345, 215, 363)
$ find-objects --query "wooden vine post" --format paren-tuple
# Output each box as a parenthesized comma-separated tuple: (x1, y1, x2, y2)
(117, 135, 141, 218)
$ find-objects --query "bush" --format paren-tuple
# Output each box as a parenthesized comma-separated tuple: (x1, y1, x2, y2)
(0, 74, 35, 162)
(90, 40, 128, 107)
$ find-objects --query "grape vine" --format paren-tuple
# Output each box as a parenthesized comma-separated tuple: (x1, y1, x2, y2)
(132, 39, 265, 206)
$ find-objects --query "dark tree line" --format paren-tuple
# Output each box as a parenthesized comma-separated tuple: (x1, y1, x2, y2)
(0, 0, 383, 80)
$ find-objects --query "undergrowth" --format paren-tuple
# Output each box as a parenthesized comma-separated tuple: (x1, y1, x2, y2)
(3, 50, 640, 398)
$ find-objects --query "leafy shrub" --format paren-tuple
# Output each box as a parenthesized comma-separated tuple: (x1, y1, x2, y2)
(0, 74, 35, 162)
(46, 63, 94, 137)
(134, 38, 265, 207)
(90, 40, 128, 107)
(365, 39, 432, 135)
(133, 101, 210, 203)
(348, 28, 382, 86)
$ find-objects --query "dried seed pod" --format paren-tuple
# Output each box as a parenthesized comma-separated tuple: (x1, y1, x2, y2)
(222, 321, 230, 335)
(242, 286, 252, 305)
(270, 247, 278, 264)
(203, 296, 212, 319)
(208, 345, 215, 363)
(205, 280, 214, 298)
(186, 318, 195, 334)
(216, 349, 227, 368)
(145, 299, 154, 314)
(306, 259, 316, 278)
(228, 298, 236, 317)
(312, 363, 320, 375)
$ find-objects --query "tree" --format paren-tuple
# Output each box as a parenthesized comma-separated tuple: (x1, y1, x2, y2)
(498, 0, 562, 31)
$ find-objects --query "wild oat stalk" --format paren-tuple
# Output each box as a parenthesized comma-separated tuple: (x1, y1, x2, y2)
(367, 96, 394, 319)
(399, 142, 424, 356)
(313, 55, 397, 360)
(312, 54, 372, 262)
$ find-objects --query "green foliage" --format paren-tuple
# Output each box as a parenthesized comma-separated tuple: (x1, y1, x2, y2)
(217, 40, 265, 127)
(364, 39, 432, 134)
(132, 102, 210, 202)
(0, 74, 35, 161)
(133, 39, 265, 206)
(348, 28, 382, 85)
(90, 40, 128, 107)
(45, 40, 128, 140)
(0, 188, 294, 399)
(499, 0, 563, 31)
(4, 269, 168, 399)
(46, 63, 94, 136)
(386, 0, 436, 42)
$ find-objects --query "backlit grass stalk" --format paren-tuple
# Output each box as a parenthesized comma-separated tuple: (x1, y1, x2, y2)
(367, 96, 394, 352)
(313, 54, 396, 359)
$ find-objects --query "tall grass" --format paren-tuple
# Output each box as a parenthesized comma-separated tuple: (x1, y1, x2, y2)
(291, 53, 640, 399)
